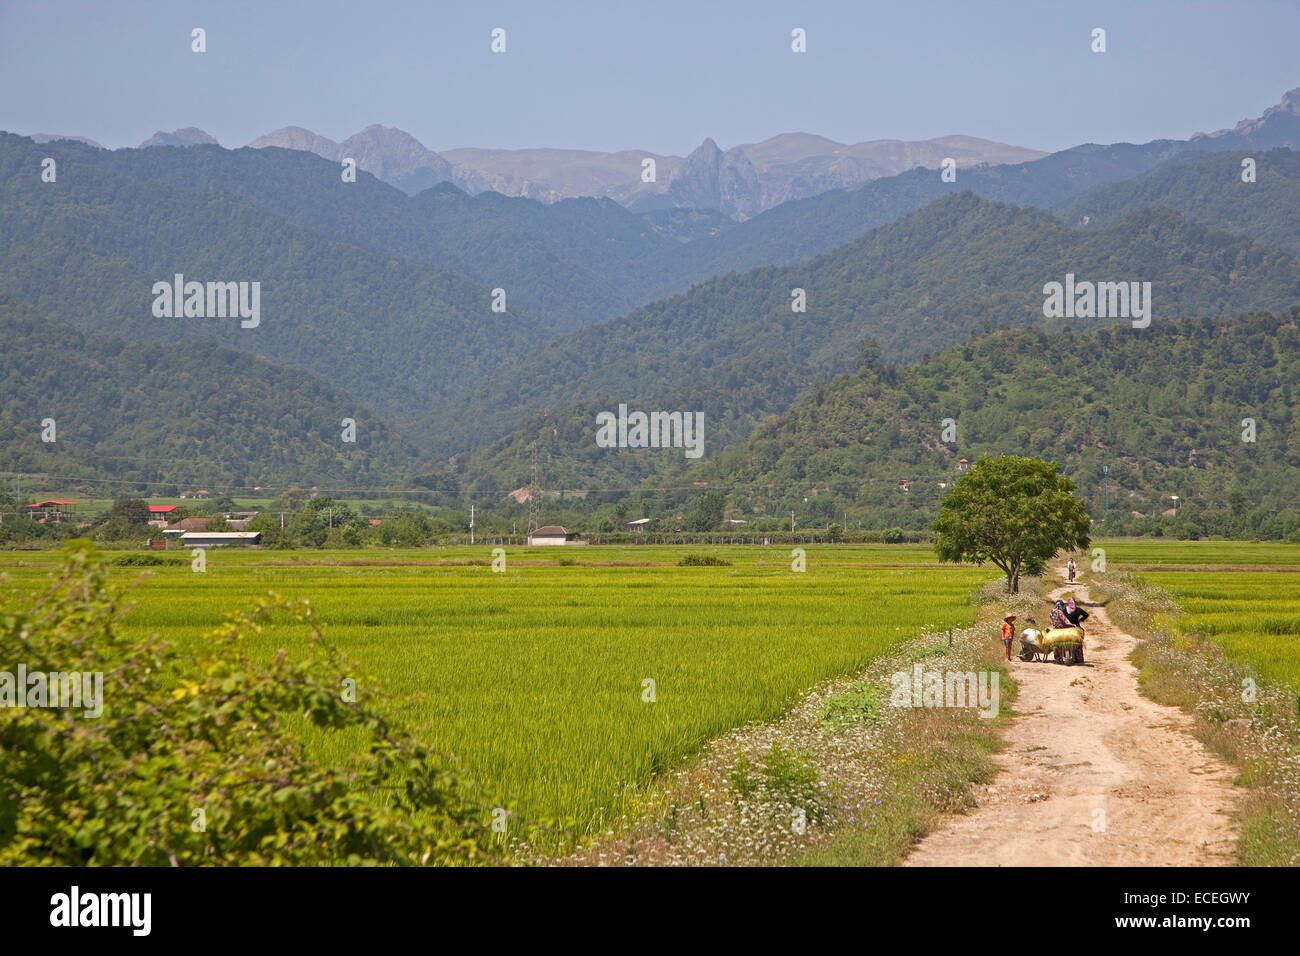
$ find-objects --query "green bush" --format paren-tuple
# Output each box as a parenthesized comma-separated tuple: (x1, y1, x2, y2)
(0, 541, 501, 866)
(111, 552, 185, 567)
(677, 554, 732, 567)
(819, 684, 883, 727)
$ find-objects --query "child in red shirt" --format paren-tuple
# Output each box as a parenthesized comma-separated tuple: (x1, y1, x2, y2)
(1001, 614, 1016, 661)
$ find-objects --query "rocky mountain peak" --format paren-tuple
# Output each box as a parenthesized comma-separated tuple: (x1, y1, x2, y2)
(138, 127, 219, 148)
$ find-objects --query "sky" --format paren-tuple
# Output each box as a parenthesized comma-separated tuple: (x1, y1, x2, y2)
(1, 0, 1297, 155)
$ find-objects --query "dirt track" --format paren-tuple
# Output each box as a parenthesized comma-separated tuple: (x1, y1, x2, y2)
(904, 570, 1240, 867)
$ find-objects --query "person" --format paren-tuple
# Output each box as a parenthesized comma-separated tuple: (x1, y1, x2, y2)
(1049, 600, 1070, 629)
(1065, 596, 1089, 663)
(1065, 596, 1089, 627)
(1067, 557, 1077, 582)
(1001, 614, 1016, 661)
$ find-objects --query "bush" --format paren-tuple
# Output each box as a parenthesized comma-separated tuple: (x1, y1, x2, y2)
(819, 684, 883, 727)
(0, 541, 501, 866)
(111, 553, 184, 567)
(677, 554, 732, 567)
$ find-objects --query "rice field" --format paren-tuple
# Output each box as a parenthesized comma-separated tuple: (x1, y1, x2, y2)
(1094, 539, 1300, 568)
(0, 544, 992, 842)
(1100, 539, 1300, 695)
(1134, 571, 1300, 692)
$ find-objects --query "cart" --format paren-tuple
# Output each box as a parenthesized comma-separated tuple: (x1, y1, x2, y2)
(1019, 626, 1084, 664)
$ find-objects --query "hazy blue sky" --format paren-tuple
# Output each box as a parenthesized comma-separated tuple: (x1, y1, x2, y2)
(2, 0, 1296, 154)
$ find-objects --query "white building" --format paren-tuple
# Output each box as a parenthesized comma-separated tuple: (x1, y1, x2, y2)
(527, 525, 572, 546)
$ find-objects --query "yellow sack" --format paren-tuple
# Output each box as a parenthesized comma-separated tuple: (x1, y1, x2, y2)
(1041, 626, 1084, 649)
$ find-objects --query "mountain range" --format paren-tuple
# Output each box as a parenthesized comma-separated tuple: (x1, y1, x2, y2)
(28, 122, 1046, 219)
(4, 88, 1300, 536)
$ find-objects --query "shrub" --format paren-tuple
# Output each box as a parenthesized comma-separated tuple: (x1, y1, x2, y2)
(677, 554, 732, 567)
(819, 683, 883, 727)
(0, 541, 500, 866)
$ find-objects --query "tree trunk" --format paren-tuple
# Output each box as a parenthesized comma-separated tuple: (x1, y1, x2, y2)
(1008, 561, 1020, 594)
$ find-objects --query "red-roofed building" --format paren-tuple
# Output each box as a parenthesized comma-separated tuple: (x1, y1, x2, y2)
(148, 504, 178, 528)
(26, 500, 76, 523)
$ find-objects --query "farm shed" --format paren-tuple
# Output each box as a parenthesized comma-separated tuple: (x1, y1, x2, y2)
(527, 525, 572, 546)
(181, 531, 261, 547)
(26, 500, 76, 523)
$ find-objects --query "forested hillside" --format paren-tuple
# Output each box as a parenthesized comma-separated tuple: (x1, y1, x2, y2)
(0, 295, 423, 490)
(414, 192, 1300, 457)
(440, 309, 1300, 540)
(0, 133, 550, 422)
(1063, 148, 1300, 254)
(710, 308, 1300, 537)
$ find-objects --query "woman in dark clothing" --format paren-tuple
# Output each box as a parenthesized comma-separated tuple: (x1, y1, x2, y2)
(1064, 596, 1089, 663)
(1065, 596, 1089, 627)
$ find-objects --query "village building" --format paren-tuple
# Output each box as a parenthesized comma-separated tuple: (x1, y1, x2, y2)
(527, 525, 573, 546)
(181, 531, 261, 547)
(147, 504, 177, 528)
(25, 500, 76, 523)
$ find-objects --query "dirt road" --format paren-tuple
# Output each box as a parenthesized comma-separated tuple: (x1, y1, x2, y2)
(904, 571, 1240, 866)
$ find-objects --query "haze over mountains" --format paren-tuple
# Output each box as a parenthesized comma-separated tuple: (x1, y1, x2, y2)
(33, 122, 1045, 218)
(4, 88, 1299, 529)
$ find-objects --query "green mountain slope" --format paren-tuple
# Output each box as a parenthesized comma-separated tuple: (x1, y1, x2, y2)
(414, 192, 1300, 460)
(8, 135, 731, 333)
(0, 294, 423, 491)
(0, 133, 549, 423)
(711, 308, 1300, 539)
(1063, 148, 1300, 254)
(434, 310, 1300, 542)
(647, 93, 1300, 291)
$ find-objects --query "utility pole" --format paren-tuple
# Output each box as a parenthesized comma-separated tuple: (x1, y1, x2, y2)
(790, 510, 795, 533)
(470, 503, 475, 545)
(1103, 464, 1109, 512)
(527, 448, 541, 535)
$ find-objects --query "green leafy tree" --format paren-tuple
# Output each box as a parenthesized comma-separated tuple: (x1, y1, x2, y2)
(0, 542, 502, 866)
(686, 490, 727, 532)
(287, 497, 360, 548)
(108, 498, 150, 525)
(932, 455, 1091, 593)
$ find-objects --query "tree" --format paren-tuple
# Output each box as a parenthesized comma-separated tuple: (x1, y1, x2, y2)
(932, 455, 1091, 593)
(0, 542, 501, 865)
(686, 490, 726, 532)
(287, 497, 360, 548)
(108, 498, 150, 525)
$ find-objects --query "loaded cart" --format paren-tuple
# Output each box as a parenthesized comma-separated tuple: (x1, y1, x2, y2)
(1019, 626, 1085, 664)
